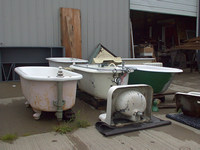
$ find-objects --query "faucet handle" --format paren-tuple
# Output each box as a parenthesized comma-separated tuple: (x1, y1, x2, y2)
(57, 66, 64, 77)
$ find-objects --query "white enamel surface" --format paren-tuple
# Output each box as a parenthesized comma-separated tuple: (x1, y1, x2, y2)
(101, 85, 153, 125)
(46, 57, 88, 68)
(70, 64, 126, 73)
(20, 77, 78, 111)
(15, 66, 82, 112)
(15, 66, 82, 81)
(143, 62, 163, 67)
(177, 92, 200, 97)
(115, 90, 147, 117)
(70, 64, 129, 99)
(46, 57, 88, 63)
(123, 65, 183, 73)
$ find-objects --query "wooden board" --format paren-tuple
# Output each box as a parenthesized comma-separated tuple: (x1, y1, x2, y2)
(167, 37, 200, 51)
(60, 8, 82, 58)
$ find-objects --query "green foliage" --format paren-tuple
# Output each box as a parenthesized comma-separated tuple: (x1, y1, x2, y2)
(177, 108, 182, 113)
(54, 124, 74, 134)
(76, 120, 90, 128)
(0, 134, 18, 143)
(54, 111, 91, 134)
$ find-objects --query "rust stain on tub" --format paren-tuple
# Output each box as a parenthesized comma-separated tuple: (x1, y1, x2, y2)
(44, 92, 50, 111)
(63, 84, 76, 109)
(34, 95, 42, 110)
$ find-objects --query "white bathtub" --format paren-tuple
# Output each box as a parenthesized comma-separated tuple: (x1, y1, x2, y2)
(70, 64, 131, 100)
(46, 57, 88, 68)
(122, 58, 155, 65)
(14, 66, 82, 120)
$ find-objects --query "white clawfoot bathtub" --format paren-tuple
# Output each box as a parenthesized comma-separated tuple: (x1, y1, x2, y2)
(15, 66, 82, 120)
(46, 57, 88, 68)
(70, 64, 131, 100)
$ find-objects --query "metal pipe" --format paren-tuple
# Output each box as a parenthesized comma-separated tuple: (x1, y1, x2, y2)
(54, 67, 65, 121)
(55, 81, 64, 121)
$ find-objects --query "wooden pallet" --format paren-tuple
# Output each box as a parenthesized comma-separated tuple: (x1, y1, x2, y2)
(76, 90, 107, 110)
(77, 91, 176, 110)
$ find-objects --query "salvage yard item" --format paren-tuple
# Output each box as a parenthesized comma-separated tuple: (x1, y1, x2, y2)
(175, 92, 200, 117)
(88, 44, 122, 64)
(166, 92, 200, 129)
(96, 85, 171, 136)
(46, 57, 88, 68)
(14, 66, 82, 121)
(70, 64, 132, 100)
(123, 65, 183, 93)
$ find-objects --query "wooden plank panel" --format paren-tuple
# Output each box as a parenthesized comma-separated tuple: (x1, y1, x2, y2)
(60, 8, 82, 58)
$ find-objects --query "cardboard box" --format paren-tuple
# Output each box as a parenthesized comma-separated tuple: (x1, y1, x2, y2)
(135, 44, 154, 57)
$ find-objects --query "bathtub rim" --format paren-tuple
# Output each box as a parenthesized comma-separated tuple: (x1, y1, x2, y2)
(121, 64, 183, 73)
(46, 57, 88, 63)
(15, 66, 83, 81)
(70, 64, 128, 74)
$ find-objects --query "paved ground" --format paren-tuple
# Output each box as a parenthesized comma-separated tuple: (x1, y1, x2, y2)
(0, 69, 200, 149)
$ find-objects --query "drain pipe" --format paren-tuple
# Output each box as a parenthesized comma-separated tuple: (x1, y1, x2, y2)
(54, 67, 65, 121)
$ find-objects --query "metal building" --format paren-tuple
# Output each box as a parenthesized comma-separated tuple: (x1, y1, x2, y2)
(0, 0, 130, 59)
(130, 0, 198, 17)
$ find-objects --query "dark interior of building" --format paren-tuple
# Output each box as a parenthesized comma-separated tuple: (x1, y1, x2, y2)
(130, 10, 197, 69)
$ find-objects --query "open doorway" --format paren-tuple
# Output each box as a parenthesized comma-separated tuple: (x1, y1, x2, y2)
(130, 10, 196, 68)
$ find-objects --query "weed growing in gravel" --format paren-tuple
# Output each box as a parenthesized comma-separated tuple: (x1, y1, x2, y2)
(0, 134, 18, 143)
(54, 111, 90, 134)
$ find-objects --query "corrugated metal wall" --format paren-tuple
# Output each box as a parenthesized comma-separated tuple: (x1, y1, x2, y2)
(130, 0, 197, 17)
(0, 0, 130, 59)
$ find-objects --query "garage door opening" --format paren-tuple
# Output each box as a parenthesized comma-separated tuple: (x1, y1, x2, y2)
(130, 10, 197, 69)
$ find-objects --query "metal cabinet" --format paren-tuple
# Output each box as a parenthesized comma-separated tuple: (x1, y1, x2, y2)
(0, 46, 65, 81)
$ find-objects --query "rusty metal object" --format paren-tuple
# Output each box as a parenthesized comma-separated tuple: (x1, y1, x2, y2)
(175, 92, 200, 117)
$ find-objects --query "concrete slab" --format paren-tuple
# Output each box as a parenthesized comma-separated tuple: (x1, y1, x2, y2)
(0, 132, 75, 150)
(1, 122, 199, 150)
(0, 69, 200, 149)
(0, 96, 101, 136)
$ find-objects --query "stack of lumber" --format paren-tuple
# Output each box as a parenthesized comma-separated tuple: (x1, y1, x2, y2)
(174, 37, 200, 50)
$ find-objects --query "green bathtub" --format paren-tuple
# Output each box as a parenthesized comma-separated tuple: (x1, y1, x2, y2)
(125, 65, 183, 94)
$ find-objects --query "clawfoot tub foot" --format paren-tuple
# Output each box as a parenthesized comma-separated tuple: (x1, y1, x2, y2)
(33, 109, 42, 120)
(25, 101, 30, 108)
